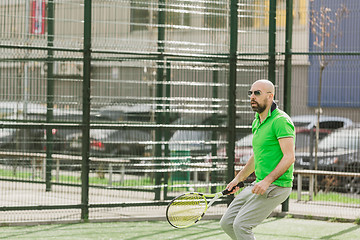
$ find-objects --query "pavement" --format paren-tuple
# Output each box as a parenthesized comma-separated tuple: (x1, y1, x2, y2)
(0, 178, 359, 225)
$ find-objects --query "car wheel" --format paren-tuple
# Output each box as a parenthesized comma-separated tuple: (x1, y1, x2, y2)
(344, 177, 360, 194)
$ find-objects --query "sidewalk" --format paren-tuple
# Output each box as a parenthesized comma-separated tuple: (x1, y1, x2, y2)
(0, 179, 359, 224)
(285, 199, 360, 221)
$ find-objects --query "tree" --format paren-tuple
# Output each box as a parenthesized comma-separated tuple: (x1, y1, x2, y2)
(309, 0, 348, 192)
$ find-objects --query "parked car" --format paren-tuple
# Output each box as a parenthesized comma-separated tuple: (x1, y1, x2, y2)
(291, 115, 353, 130)
(94, 103, 154, 122)
(208, 115, 350, 165)
(44, 110, 110, 153)
(168, 114, 245, 160)
(291, 115, 355, 171)
(66, 129, 151, 158)
(0, 103, 87, 170)
(63, 103, 169, 161)
(296, 126, 360, 193)
(214, 128, 331, 167)
(166, 114, 246, 182)
(0, 101, 47, 119)
(0, 106, 105, 154)
(0, 128, 18, 149)
(206, 115, 354, 184)
(94, 103, 179, 123)
(0, 102, 49, 153)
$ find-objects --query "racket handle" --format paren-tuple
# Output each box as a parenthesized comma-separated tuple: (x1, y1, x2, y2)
(222, 182, 244, 195)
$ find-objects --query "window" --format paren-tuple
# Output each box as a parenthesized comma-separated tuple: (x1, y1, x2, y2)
(251, 0, 307, 29)
(130, 0, 191, 32)
(204, 0, 228, 29)
(238, 0, 255, 28)
(166, 5, 191, 28)
(130, 0, 153, 32)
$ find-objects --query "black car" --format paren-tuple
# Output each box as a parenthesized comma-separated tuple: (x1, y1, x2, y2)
(1, 108, 108, 156)
(66, 129, 151, 158)
(295, 126, 360, 193)
(94, 103, 179, 123)
(0, 102, 49, 151)
(63, 103, 168, 161)
(168, 114, 246, 160)
(94, 103, 154, 122)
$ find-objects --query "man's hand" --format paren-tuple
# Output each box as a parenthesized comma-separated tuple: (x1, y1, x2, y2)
(251, 180, 271, 195)
(225, 180, 242, 194)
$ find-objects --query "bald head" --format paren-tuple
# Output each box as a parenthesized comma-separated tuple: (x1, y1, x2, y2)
(249, 79, 275, 115)
(251, 79, 275, 95)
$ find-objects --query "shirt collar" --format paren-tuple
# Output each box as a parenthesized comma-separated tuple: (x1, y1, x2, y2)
(270, 101, 277, 113)
(255, 101, 277, 122)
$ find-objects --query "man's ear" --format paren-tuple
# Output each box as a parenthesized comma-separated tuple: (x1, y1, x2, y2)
(268, 93, 274, 100)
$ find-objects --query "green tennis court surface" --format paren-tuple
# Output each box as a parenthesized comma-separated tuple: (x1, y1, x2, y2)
(0, 217, 359, 240)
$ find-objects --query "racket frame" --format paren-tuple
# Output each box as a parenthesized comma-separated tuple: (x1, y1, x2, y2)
(166, 182, 244, 229)
(165, 191, 224, 229)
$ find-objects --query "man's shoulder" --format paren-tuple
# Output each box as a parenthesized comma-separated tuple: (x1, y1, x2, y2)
(273, 108, 291, 119)
(272, 109, 294, 125)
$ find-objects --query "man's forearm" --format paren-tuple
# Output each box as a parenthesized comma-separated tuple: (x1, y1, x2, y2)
(225, 155, 255, 193)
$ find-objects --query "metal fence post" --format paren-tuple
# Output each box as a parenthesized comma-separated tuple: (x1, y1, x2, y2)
(268, 0, 276, 84)
(45, 0, 55, 192)
(226, 0, 238, 200)
(282, 0, 294, 212)
(284, 0, 293, 115)
(81, 0, 92, 221)
(154, 0, 165, 201)
(163, 62, 171, 200)
(211, 68, 219, 193)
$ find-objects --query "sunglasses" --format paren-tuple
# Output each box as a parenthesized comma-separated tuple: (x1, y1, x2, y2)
(247, 90, 272, 97)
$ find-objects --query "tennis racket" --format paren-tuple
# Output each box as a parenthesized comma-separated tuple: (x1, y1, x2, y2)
(166, 182, 244, 228)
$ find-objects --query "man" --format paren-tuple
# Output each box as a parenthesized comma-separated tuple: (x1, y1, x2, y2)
(220, 79, 295, 240)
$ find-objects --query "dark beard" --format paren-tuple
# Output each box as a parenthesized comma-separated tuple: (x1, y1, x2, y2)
(251, 102, 267, 113)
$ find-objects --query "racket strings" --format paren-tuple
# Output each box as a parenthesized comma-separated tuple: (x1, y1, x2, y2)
(167, 193, 207, 228)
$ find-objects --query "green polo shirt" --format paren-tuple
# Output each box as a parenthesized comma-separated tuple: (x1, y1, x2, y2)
(252, 103, 295, 187)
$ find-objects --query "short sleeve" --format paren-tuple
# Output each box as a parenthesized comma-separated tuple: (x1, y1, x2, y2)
(274, 116, 295, 139)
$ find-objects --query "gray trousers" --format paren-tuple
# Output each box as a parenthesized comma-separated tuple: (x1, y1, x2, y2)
(220, 183, 291, 240)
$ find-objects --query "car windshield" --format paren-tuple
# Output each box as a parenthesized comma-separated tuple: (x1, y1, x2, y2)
(171, 115, 209, 126)
(0, 128, 16, 137)
(318, 128, 360, 151)
(170, 130, 208, 141)
(90, 129, 118, 139)
(293, 121, 311, 128)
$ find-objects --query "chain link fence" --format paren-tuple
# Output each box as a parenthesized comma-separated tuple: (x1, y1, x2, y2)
(0, 0, 359, 224)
